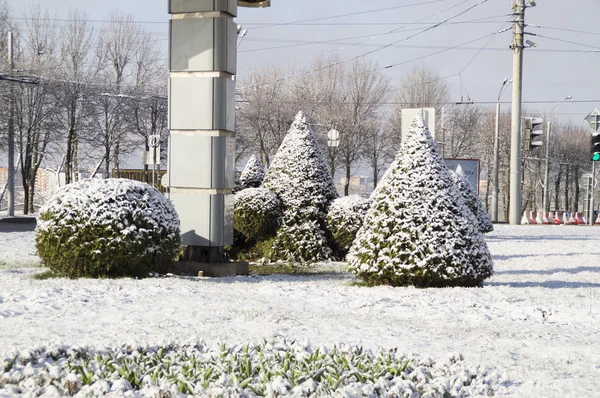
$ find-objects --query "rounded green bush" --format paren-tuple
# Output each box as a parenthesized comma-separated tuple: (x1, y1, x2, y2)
(35, 178, 180, 278)
(234, 188, 282, 241)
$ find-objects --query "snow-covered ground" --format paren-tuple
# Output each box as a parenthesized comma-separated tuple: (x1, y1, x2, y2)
(1, 225, 599, 397)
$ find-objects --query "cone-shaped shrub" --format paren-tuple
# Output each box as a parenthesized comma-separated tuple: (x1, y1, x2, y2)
(451, 165, 493, 234)
(36, 179, 180, 278)
(234, 187, 282, 241)
(326, 195, 371, 258)
(239, 155, 265, 190)
(347, 117, 493, 287)
(262, 111, 338, 262)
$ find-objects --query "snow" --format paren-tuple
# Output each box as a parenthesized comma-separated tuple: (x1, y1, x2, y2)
(1, 225, 600, 396)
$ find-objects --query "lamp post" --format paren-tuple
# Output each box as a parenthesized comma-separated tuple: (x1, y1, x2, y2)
(543, 95, 572, 213)
(491, 78, 512, 222)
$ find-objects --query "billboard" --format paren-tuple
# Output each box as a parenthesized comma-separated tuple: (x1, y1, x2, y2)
(444, 158, 480, 195)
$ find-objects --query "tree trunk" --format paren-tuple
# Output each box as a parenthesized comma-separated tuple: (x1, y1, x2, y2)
(574, 165, 580, 212)
(22, 183, 29, 215)
(344, 163, 351, 196)
(28, 182, 35, 214)
(554, 164, 562, 210)
(73, 136, 79, 182)
(114, 142, 120, 178)
(65, 126, 74, 184)
(484, 160, 491, 211)
(564, 165, 569, 211)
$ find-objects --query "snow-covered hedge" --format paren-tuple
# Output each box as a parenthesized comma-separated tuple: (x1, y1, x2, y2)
(0, 340, 504, 397)
(326, 195, 371, 258)
(262, 112, 338, 263)
(348, 117, 493, 288)
(451, 166, 493, 234)
(239, 155, 265, 190)
(234, 187, 282, 241)
(35, 178, 180, 278)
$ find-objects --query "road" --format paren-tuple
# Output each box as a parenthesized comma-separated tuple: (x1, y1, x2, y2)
(0, 217, 37, 232)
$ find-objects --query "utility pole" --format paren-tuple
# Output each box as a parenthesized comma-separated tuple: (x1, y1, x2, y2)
(7, 32, 14, 217)
(509, 0, 526, 225)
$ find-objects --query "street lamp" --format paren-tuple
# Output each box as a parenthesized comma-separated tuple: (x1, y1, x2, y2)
(543, 95, 572, 212)
(491, 78, 512, 222)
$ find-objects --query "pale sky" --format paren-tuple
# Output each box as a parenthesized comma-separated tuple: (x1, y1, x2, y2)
(6, 0, 600, 126)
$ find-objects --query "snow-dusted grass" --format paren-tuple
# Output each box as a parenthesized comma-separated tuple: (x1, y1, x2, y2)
(0, 232, 40, 269)
(1, 225, 600, 396)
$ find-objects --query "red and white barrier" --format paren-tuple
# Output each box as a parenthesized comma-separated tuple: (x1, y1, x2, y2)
(521, 213, 530, 224)
(566, 212, 576, 225)
(574, 212, 586, 225)
(529, 211, 537, 224)
(554, 211, 564, 225)
(542, 212, 553, 224)
(535, 212, 543, 224)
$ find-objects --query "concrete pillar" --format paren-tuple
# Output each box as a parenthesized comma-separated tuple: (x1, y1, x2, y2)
(167, 0, 237, 257)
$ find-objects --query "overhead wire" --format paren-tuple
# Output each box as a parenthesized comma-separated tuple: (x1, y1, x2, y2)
(246, 0, 450, 30)
(238, 0, 490, 91)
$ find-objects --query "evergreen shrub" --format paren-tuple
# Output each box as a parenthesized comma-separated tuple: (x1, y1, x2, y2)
(35, 178, 180, 278)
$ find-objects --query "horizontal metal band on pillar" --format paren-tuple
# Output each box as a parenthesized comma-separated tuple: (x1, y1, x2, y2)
(169, 0, 237, 16)
(170, 129, 234, 137)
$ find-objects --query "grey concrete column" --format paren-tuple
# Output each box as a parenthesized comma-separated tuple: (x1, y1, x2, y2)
(167, 0, 237, 250)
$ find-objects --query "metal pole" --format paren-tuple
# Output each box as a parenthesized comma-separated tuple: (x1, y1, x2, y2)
(509, 0, 525, 225)
(543, 121, 551, 212)
(152, 147, 156, 188)
(7, 32, 14, 217)
(492, 102, 500, 222)
(591, 161, 596, 226)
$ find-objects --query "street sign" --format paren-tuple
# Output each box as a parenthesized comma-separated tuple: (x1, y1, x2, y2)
(328, 139, 339, 147)
(327, 129, 340, 141)
(149, 135, 161, 148)
(585, 108, 600, 132)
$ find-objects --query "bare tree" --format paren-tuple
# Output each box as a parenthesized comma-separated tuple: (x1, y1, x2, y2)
(14, 5, 59, 213)
(96, 10, 141, 178)
(237, 65, 296, 166)
(389, 64, 450, 146)
(53, 8, 96, 184)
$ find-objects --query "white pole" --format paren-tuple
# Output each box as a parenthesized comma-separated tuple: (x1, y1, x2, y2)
(7, 32, 14, 216)
(543, 121, 551, 213)
(509, 0, 525, 225)
(492, 102, 500, 222)
(591, 161, 596, 226)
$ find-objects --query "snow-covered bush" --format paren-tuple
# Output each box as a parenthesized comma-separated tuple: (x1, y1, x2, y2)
(451, 165, 493, 234)
(234, 187, 282, 241)
(262, 111, 338, 263)
(348, 117, 493, 288)
(35, 178, 180, 278)
(239, 155, 265, 190)
(0, 340, 504, 397)
(326, 195, 371, 258)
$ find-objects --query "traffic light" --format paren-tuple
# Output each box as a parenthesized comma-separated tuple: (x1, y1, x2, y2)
(523, 117, 544, 151)
(591, 132, 600, 161)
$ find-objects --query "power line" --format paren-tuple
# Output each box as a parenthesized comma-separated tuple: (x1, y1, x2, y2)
(241, 36, 599, 54)
(535, 34, 600, 51)
(247, 0, 450, 30)
(239, 0, 490, 91)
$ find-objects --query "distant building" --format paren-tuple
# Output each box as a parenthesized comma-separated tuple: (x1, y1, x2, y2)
(337, 175, 374, 195)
